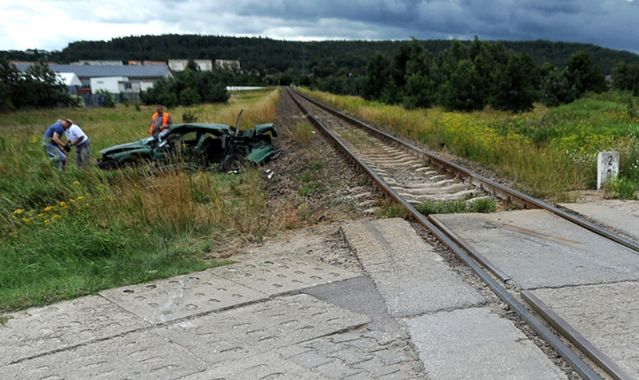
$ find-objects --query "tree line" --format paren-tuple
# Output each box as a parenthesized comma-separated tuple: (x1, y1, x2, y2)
(0, 58, 73, 110)
(141, 61, 233, 107)
(4, 35, 639, 76)
(312, 38, 639, 112)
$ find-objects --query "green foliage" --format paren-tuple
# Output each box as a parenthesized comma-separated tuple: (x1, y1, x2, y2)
(0, 58, 72, 110)
(604, 177, 637, 199)
(541, 67, 577, 106)
(416, 199, 497, 214)
(361, 53, 392, 100)
(179, 87, 201, 106)
(95, 89, 115, 107)
(181, 111, 198, 123)
(566, 50, 607, 96)
(441, 59, 484, 111)
(491, 53, 537, 112)
(358, 39, 609, 112)
(290, 122, 314, 147)
(612, 62, 639, 95)
(297, 169, 323, 197)
(402, 41, 436, 108)
(627, 97, 638, 118)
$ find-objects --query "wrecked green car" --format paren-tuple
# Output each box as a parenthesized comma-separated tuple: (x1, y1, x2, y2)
(97, 122, 278, 170)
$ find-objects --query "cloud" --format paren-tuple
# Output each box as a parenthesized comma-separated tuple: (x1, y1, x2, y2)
(0, 0, 637, 53)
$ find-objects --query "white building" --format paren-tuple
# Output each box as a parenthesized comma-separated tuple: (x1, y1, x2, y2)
(215, 60, 241, 70)
(56, 72, 82, 94)
(168, 59, 213, 72)
(72, 60, 123, 66)
(90, 77, 127, 94)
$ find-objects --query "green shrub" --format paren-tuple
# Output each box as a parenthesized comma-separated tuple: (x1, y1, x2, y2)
(416, 198, 497, 214)
(182, 111, 198, 123)
(290, 122, 314, 147)
(604, 177, 637, 199)
(96, 89, 115, 108)
(179, 88, 201, 106)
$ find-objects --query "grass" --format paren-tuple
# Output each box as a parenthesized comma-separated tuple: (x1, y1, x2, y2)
(289, 121, 315, 147)
(297, 166, 325, 197)
(302, 89, 639, 200)
(0, 88, 280, 312)
(604, 177, 637, 199)
(416, 198, 497, 215)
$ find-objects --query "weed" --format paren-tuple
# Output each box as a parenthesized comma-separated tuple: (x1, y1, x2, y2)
(312, 160, 326, 171)
(416, 198, 497, 215)
(290, 122, 314, 147)
(182, 111, 198, 123)
(604, 177, 637, 199)
(468, 198, 498, 213)
(376, 201, 410, 219)
(0, 315, 9, 326)
(627, 97, 638, 119)
(297, 169, 324, 197)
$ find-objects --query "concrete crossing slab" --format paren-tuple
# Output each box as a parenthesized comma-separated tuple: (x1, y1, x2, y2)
(99, 258, 360, 325)
(1, 330, 207, 379)
(529, 282, 639, 379)
(155, 294, 370, 365)
(99, 269, 265, 324)
(405, 308, 567, 380)
(213, 257, 361, 296)
(560, 200, 639, 243)
(0, 295, 146, 366)
(182, 352, 327, 380)
(342, 218, 484, 317)
(432, 210, 639, 289)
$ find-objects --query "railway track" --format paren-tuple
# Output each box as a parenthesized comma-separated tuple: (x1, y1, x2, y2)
(285, 87, 639, 380)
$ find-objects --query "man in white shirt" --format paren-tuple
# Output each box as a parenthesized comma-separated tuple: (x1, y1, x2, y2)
(65, 120, 91, 168)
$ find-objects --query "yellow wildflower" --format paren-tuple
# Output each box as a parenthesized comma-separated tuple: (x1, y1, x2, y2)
(43, 205, 55, 212)
(77, 196, 86, 201)
(12, 208, 25, 216)
(59, 201, 68, 208)
(51, 214, 62, 220)
(21, 218, 33, 224)
(72, 181, 81, 186)
(44, 219, 50, 225)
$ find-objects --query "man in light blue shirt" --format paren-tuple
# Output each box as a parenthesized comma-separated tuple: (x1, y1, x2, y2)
(42, 119, 71, 170)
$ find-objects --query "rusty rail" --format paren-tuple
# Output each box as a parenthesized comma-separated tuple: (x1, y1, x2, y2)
(285, 87, 604, 380)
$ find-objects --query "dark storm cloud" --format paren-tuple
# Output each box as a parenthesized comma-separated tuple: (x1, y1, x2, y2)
(160, 0, 639, 52)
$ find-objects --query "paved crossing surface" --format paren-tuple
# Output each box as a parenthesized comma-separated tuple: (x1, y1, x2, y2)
(0, 219, 570, 379)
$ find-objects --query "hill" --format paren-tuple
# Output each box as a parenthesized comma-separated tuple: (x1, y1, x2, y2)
(3, 35, 639, 75)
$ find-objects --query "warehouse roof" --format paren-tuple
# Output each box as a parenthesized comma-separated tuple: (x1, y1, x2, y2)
(14, 63, 172, 79)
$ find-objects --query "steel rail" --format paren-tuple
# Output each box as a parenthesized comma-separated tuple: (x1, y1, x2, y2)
(292, 88, 639, 255)
(285, 88, 603, 380)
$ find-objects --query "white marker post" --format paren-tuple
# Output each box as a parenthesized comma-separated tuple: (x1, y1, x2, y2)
(597, 151, 619, 190)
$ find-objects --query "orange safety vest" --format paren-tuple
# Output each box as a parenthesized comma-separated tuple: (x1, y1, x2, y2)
(149, 112, 171, 136)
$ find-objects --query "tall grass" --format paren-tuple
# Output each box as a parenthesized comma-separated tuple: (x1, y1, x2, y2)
(303, 89, 639, 199)
(0, 89, 280, 311)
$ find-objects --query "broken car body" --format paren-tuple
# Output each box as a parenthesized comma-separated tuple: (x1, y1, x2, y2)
(97, 122, 278, 170)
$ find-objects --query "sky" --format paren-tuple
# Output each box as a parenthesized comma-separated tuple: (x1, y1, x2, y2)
(0, 0, 638, 53)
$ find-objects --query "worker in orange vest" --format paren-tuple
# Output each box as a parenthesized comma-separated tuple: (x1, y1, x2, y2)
(149, 106, 173, 138)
